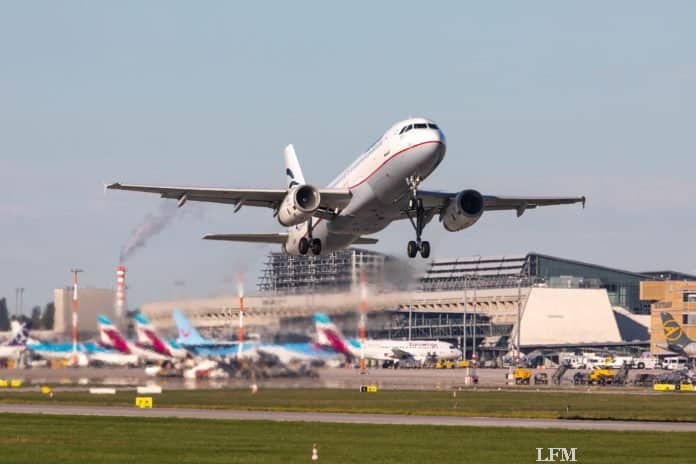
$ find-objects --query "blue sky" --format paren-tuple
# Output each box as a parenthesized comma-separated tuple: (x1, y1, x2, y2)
(1, 1, 695, 311)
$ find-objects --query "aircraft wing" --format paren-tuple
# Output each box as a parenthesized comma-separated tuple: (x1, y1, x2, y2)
(107, 183, 352, 214)
(203, 233, 378, 245)
(203, 233, 288, 243)
(416, 190, 586, 217)
(390, 348, 415, 359)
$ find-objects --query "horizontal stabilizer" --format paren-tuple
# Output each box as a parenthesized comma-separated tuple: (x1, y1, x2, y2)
(203, 233, 288, 243)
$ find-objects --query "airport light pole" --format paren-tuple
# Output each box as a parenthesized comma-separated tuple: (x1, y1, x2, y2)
(237, 274, 245, 360)
(19, 288, 24, 316)
(516, 276, 523, 367)
(359, 271, 367, 374)
(70, 269, 83, 366)
(462, 277, 468, 361)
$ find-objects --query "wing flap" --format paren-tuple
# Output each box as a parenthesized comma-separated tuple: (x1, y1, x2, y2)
(202, 233, 288, 243)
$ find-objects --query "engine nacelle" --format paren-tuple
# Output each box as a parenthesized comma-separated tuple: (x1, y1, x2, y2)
(277, 184, 321, 227)
(440, 189, 484, 232)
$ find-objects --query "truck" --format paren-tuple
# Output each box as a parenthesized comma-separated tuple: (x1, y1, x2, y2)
(513, 367, 532, 385)
(590, 367, 616, 385)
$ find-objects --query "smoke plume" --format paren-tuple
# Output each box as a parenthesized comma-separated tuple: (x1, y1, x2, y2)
(119, 202, 180, 263)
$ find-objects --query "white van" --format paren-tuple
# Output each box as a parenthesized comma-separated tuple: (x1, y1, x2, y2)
(661, 356, 688, 370)
(634, 357, 660, 369)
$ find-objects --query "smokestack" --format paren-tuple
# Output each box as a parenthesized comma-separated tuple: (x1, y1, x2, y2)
(116, 266, 126, 322)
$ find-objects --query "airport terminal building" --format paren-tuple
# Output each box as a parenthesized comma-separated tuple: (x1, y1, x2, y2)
(141, 249, 695, 361)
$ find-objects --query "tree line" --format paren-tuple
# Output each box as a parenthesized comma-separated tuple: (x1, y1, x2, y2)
(0, 297, 55, 331)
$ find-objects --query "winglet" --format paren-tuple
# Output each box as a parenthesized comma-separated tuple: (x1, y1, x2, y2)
(106, 182, 121, 190)
(581, 196, 586, 209)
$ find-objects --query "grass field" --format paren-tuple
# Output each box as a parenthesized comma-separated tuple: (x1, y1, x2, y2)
(2, 388, 696, 421)
(1, 413, 695, 464)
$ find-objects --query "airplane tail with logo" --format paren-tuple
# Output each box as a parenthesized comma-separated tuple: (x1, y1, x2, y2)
(6, 320, 30, 346)
(284, 144, 306, 189)
(134, 313, 172, 356)
(173, 309, 209, 346)
(661, 312, 694, 348)
(314, 313, 359, 359)
(97, 315, 132, 354)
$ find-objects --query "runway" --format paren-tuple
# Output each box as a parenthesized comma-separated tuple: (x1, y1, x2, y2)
(1, 404, 694, 432)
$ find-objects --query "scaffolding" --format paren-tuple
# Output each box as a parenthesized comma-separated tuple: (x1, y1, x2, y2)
(257, 248, 389, 295)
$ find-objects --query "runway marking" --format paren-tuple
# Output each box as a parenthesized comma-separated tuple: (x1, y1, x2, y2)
(1, 404, 695, 432)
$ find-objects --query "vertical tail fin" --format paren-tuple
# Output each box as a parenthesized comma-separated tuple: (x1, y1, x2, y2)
(314, 313, 356, 358)
(284, 144, 306, 189)
(661, 312, 693, 347)
(97, 315, 131, 354)
(173, 309, 208, 345)
(7, 320, 30, 346)
(134, 313, 171, 356)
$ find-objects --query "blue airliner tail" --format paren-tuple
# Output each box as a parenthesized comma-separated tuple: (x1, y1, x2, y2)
(173, 309, 208, 346)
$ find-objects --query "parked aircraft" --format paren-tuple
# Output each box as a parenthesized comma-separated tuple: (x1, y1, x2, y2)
(98, 315, 171, 363)
(28, 341, 138, 367)
(0, 321, 30, 359)
(108, 118, 585, 258)
(134, 313, 188, 359)
(314, 313, 461, 363)
(173, 309, 338, 363)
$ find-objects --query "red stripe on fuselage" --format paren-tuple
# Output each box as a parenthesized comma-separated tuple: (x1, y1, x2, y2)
(301, 139, 444, 239)
(347, 139, 444, 190)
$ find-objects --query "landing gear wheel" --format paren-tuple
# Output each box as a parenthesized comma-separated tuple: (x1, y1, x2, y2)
(420, 241, 430, 258)
(407, 241, 418, 258)
(298, 237, 309, 255)
(310, 238, 322, 255)
(408, 198, 423, 211)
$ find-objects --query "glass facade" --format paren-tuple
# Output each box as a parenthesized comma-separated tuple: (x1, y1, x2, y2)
(421, 253, 696, 314)
(531, 254, 647, 312)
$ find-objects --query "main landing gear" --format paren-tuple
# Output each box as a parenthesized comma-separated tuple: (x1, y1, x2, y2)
(405, 176, 430, 259)
(298, 219, 322, 256)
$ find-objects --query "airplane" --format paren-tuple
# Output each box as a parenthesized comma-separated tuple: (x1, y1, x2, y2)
(108, 117, 585, 259)
(28, 341, 139, 367)
(0, 321, 30, 359)
(173, 309, 339, 364)
(660, 312, 696, 357)
(314, 313, 461, 363)
(98, 315, 172, 363)
(173, 309, 253, 357)
(134, 313, 189, 359)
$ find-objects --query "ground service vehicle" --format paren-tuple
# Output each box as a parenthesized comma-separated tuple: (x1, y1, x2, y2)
(513, 368, 532, 384)
(590, 368, 616, 385)
(435, 360, 454, 369)
(534, 372, 548, 385)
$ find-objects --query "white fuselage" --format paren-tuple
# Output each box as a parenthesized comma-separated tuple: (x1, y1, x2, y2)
(284, 118, 446, 254)
(0, 345, 24, 359)
(362, 339, 461, 362)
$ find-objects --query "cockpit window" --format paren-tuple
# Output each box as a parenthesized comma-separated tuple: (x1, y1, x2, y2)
(428, 123, 439, 130)
(399, 124, 413, 134)
(414, 123, 428, 129)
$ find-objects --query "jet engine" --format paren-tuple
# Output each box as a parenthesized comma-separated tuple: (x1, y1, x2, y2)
(277, 185, 321, 227)
(440, 189, 484, 232)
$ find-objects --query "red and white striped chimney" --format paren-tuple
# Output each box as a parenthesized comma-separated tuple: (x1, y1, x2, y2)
(115, 266, 126, 319)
